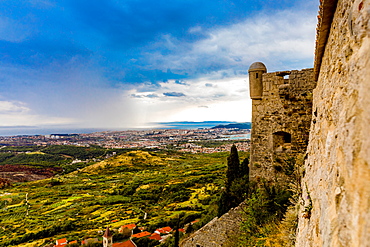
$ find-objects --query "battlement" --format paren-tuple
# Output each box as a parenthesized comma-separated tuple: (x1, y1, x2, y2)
(248, 64, 315, 182)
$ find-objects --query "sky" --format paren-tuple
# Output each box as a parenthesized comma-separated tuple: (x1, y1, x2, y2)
(0, 0, 318, 134)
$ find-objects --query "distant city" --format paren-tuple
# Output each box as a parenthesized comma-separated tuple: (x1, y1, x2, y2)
(0, 122, 251, 153)
(0, 121, 250, 136)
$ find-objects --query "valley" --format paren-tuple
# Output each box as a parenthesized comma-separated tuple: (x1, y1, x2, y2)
(0, 146, 248, 246)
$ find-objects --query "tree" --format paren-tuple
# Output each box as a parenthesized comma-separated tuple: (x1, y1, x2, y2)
(174, 216, 180, 247)
(226, 144, 240, 192)
(217, 189, 232, 217)
(114, 229, 131, 241)
(240, 157, 250, 179)
(132, 237, 159, 247)
(218, 145, 250, 216)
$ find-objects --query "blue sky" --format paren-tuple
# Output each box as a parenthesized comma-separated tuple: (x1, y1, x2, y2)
(0, 0, 318, 134)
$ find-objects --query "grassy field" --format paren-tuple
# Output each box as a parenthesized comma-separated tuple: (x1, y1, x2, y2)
(0, 149, 248, 246)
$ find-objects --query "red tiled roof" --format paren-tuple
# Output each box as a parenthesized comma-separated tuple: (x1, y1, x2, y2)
(149, 233, 162, 241)
(113, 240, 137, 247)
(155, 226, 172, 234)
(121, 223, 136, 230)
(178, 228, 185, 233)
(131, 231, 151, 238)
(55, 238, 68, 246)
(69, 240, 78, 244)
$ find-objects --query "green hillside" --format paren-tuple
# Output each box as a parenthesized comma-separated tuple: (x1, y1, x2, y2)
(0, 149, 247, 246)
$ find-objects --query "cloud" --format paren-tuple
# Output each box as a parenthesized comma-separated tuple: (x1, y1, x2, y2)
(0, 100, 75, 127)
(188, 26, 203, 34)
(0, 101, 29, 113)
(126, 74, 251, 123)
(174, 80, 187, 85)
(64, 0, 266, 49)
(0, 63, 141, 129)
(131, 93, 159, 98)
(130, 74, 249, 104)
(146, 94, 159, 98)
(144, 9, 316, 75)
(0, 0, 316, 85)
(0, 0, 318, 131)
(163, 92, 186, 97)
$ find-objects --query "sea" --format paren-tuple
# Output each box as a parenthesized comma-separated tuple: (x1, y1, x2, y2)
(0, 121, 248, 137)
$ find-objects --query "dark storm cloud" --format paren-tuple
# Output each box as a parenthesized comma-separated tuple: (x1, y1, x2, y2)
(0, 0, 318, 130)
(0, 0, 316, 84)
(131, 93, 159, 98)
(163, 92, 186, 97)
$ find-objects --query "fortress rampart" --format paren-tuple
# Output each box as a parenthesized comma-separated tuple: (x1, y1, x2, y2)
(249, 65, 315, 182)
(180, 0, 369, 246)
(296, 0, 370, 246)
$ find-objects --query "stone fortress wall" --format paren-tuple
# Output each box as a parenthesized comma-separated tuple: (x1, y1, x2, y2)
(180, 0, 369, 246)
(249, 0, 370, 245)
(245, 0, 369, 246)
(296, 0, 370, 246)
(180, 203, 244, 247)
(249, 64, 315, 183)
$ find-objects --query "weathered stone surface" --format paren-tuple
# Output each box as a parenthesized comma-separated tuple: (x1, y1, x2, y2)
(180, 204, 244, 247)
(296, 0, 370, 246)
(249, 68, 315, 183)
(182, 1, 369, 246)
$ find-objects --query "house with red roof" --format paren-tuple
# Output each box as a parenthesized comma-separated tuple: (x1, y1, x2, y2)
(154, 226, 172, 235)
(131, 231, 151, 239)
(149, 233, 162, 241)
(54, 238, 68, 247)
(112, 240, 137, 247)
(119, 223, 136, 233)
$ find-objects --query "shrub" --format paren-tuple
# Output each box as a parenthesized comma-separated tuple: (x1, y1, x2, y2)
(132, 237, 159, 247)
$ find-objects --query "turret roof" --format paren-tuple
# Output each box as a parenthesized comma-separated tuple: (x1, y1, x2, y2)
(103, 226, 113, 238)
(248, 62, 267, 72)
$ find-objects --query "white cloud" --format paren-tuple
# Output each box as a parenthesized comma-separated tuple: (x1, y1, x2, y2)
(127, 75, 252, 123)
(0, 6, 317, 131)
(0, 100, 75, 127)
(0, 101, 29, 113)
(146, 9, 316, 73)
(188, 26, 203, 34)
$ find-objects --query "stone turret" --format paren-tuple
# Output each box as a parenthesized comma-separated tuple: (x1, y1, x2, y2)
(248, 61, 315, 182)
(248, 62, 267, 100)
